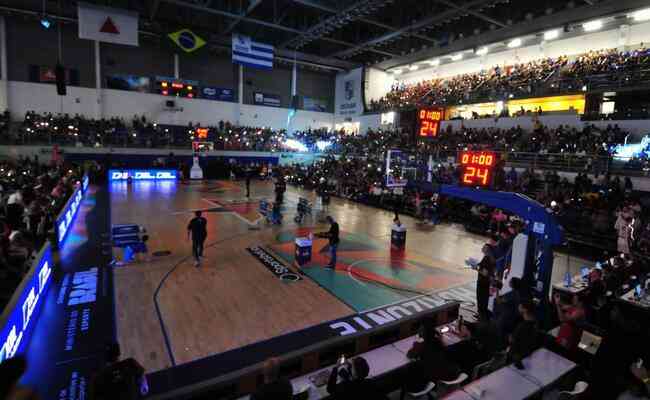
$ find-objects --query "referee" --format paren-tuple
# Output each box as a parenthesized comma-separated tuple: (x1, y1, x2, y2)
(187, 211, 207, 267)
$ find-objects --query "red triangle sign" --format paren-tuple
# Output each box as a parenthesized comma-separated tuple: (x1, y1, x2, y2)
(100, 17, 120, 35)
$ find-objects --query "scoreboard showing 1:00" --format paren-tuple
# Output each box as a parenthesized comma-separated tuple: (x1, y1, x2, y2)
(417, 107, 444, 138)
(458, 150, 499, 187)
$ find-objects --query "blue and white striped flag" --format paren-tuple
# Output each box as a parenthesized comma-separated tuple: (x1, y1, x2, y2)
(232, 34, 274, 70)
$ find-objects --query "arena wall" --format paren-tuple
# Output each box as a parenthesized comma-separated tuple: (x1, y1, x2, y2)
(6, 81, 335, 131)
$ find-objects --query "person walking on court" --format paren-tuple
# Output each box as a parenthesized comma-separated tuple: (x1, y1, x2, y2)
(324, 216, 339, 269)
(187, 210, 207, 267)
(245, 167, 252, 198)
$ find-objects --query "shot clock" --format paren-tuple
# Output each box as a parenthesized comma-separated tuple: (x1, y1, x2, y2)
(458, 150, 499, 187)
(417, 107, 444, 138)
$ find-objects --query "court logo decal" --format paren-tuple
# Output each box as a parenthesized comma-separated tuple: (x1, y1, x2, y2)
(329, 295, 454, 336)
(247, 247, 301, 282)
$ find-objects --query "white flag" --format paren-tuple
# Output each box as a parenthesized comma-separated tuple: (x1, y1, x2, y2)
(78, 2, 138, 46)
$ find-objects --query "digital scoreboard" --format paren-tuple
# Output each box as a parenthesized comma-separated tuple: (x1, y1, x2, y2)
(417, 107, 444, 138)
(458, 150, 499, 187)
(154, 78, 198, 98)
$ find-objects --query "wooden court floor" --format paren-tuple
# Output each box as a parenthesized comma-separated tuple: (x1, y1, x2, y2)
(111, 179, 590, 373)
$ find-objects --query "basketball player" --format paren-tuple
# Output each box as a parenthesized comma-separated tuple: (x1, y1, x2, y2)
(187, 211, 207, 267)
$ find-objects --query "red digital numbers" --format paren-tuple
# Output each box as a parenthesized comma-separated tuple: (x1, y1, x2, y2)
(458, 151, 498, 187)
(417, 108, 444, 138)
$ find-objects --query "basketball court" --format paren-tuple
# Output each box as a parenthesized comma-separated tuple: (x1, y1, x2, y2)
(110, 179, 584, 373)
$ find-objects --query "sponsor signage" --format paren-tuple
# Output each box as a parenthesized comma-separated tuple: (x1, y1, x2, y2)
(328, 293, 456, 336)
(253, 92, 281, 108)
(201, 86, 235, 102)
(108, 169, 178, 181)
(55, 183, 85, 246)
(303, 97, 329, 112)
(0, 245, 53, 363)
(247, 247, 301, 282)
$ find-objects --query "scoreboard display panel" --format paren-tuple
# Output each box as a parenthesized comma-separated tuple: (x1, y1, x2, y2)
(458, 150, 499, 187)
(417, 107, 444, 138)
(155, 78, 198, 98)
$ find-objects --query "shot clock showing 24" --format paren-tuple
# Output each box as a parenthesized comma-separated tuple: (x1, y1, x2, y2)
(417, 107, 445, 138)
(458, 150, 499, 188)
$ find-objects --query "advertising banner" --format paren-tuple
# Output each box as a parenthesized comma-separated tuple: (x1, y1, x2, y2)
(303, 97, 329, 112)
(55, 183, 85, 246)
(0, 245, 53, 363)
(108, 169, 178, 181)
(253, 92, 281, 107)
(201, 86, 235, 102)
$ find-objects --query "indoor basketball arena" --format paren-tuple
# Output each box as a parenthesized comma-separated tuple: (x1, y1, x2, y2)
(1, 1, 650, 399)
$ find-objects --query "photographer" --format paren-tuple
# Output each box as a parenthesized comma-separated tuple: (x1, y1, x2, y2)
(327, 356, 386, 400)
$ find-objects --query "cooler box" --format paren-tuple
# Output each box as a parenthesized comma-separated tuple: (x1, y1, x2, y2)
(391, 227, 407, 251)
(295, 237, 313, 266)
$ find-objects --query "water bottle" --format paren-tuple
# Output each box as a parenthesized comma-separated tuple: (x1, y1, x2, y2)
(564, 271, 572, 287)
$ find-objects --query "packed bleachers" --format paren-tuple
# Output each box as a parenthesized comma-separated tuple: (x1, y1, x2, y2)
(370, 46, 650, 112)
(0, 156, 82, 311)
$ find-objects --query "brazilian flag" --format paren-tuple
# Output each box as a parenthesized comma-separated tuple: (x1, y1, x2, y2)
(168, 29, 206, 53)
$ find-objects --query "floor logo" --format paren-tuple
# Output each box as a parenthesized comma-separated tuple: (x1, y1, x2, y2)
(247, 247, 301, 282)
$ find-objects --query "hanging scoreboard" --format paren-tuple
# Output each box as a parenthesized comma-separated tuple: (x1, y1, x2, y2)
(416, 107, 444, 138)
(458, 150, 499, 187)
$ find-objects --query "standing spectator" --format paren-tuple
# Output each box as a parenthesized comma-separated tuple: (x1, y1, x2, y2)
(476, 243, 496, 320)
(615, 212, 633, 255)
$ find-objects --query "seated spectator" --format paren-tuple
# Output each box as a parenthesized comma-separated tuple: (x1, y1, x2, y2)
(404, 322, 460, 392)
(251, 357, 293, 400)
(327, 356, 386, 400)
(508, 300, 539, 367)
(90, 342, 148, 400)
(553, 292, 586, 356)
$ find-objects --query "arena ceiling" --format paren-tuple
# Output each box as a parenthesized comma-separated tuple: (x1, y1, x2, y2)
(3, 0, 650, 71)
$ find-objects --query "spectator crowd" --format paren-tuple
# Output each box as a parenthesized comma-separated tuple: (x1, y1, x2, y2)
(371, 45, 650, 112)
(0, 155, 82, 312)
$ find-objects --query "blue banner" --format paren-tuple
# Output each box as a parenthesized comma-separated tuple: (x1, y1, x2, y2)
(55, 185, 84, 246)
(201, 86, 235, 102)
(82, 174, 89, 192)
(0, 245, 53, 363)
(108, 169, 178, 181)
